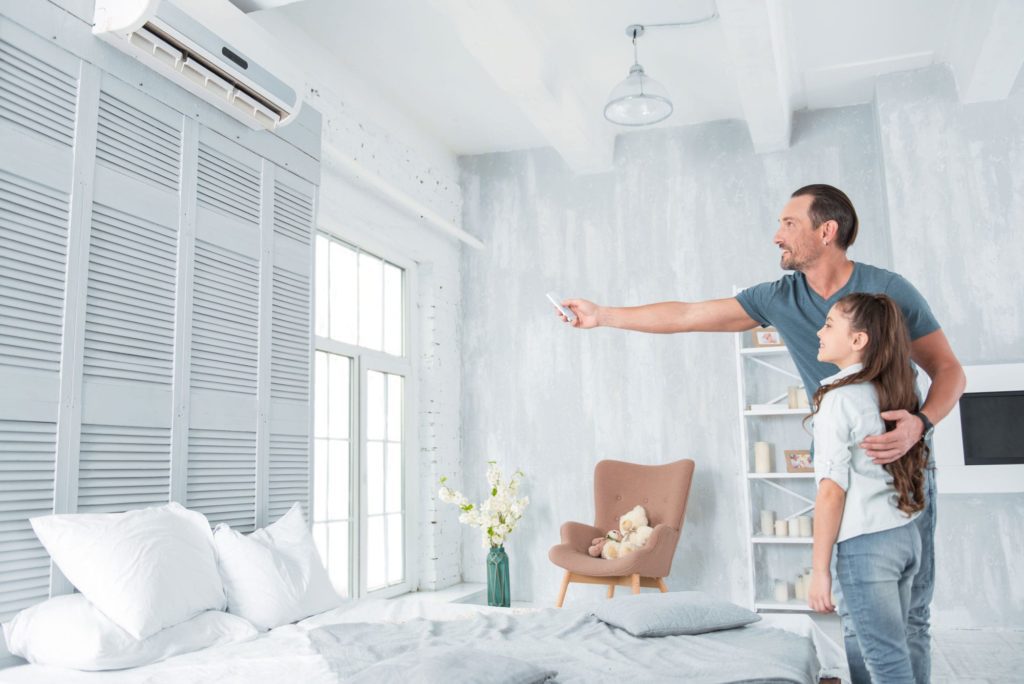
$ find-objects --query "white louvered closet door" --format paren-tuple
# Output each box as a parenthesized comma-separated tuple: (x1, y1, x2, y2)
(0, 21, 77, 621)
(268, 167, 314, 523)
(0, 3, 319, 626)
(187, 129, 262, 532)
(77, 75, 181, 514)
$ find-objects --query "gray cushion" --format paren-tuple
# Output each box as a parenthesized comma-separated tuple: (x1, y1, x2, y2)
(347, 645, 556, 684)
(592, 591, 761, 637)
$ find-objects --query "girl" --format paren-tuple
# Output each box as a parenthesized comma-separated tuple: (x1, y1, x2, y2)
(806, 293, 929, 683)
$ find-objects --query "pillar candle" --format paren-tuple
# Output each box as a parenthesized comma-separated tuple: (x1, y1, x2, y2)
(798, 515, 813, 537)
(796, 389, 809, 408)
(773, 579, 789, 603)
(787, 386, 800, 409)
(754, 442, 771, 473)
(774, 520, 788, 537)
(794, 575, 806, 600)
(759, 510, 776, 536)
(788, 518, 800, 537)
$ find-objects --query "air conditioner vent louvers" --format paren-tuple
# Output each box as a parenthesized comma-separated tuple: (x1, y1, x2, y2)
(132, 22, 282, 129)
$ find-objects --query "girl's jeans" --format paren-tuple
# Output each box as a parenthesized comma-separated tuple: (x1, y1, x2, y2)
(834, 492, 927, 684)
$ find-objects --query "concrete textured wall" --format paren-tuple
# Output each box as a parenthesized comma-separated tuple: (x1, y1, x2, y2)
(458, 105, 890, 607)
(459, 65, 1023, 628)
(875, 64, 1024, 629)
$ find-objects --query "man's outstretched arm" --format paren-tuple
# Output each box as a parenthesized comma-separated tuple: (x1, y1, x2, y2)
(861, 328, 966, 463)
(560, 297, 758, 334)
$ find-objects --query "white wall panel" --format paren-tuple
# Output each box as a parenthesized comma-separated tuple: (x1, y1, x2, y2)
(0, 420, 56, 619)
(0, 4, 319, 632)
(186, 428, 257, 532)
(0, 18, 76, 624)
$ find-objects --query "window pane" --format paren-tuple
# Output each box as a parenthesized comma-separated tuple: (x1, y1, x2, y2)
(386, 374, 402, 441)
(327, 439, 349, 521)
(328, 354, 349, 440)
(315, 235, 329, 338)
(313, 439, 328, 522)
(366, 371, 385, 441)
(312, 522, 327, 568)
(358, 252, 383, 350)
(328, 522, 349, 598)
(383, 263, 402, 356)
(366, 516, 386, 591)
(386, 513, 403, 584)
(385, 442, 402, 514)
(367, 441, 384, 515)
(314, 351, 328, 439)
(329, 240, 357, 344)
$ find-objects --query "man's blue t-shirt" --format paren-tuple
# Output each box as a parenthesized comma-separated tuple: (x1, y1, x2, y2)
(735, 262, 940, 395)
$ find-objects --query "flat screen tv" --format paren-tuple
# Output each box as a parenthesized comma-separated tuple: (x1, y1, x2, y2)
(959, 390, 1024, 466)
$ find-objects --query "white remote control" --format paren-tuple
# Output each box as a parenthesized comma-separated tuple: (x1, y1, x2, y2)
(546, 292, 576, 323)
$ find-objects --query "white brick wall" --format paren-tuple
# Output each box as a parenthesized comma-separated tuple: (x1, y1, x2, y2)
(416, 259, 463, 590)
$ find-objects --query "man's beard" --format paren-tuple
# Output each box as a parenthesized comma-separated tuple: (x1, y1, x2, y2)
(780, 252, 800, 271)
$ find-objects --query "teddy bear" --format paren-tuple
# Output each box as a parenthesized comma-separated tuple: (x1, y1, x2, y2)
(588, 530, 621, 558)
(587, 505, 654, 560)
(619, 504, 654, 548)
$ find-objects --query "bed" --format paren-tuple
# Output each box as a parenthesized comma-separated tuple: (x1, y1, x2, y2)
(0, 598, 848, 683)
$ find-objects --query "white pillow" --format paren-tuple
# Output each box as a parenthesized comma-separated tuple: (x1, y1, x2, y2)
(213, 502, 341, 630)
(30, 502, 226, 639)
(2, 593, 257, 671)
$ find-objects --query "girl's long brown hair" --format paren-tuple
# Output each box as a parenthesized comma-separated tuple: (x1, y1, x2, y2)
(807, 293, 928, 515)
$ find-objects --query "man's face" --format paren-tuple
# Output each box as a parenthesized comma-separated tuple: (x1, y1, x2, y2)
(773, 195, 822, 271)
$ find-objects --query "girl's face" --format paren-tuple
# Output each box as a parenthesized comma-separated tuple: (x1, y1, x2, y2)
(817, 304, 867, 367)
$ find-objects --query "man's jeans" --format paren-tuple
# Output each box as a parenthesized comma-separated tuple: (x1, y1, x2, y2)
(834, 468, 936, 683)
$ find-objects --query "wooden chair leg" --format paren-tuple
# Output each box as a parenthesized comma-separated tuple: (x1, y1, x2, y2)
(657, 578, 669, 593)
(606, 584, 615, 598)
(631, 573, 641, 595)
(556, 570, 571, 608)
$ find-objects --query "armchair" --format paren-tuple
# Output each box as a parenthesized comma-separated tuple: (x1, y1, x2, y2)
(548, 459, 695, 607)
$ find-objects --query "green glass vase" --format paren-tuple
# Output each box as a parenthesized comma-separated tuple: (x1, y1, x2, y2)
(486, 545, 510, 607)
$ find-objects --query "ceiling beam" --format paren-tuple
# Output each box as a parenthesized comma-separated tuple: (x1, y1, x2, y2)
(717, 0, 792, 153)
(947, 0, 1024, 104)
(227, 0, 308, 13)
(429, 0, 614, 174)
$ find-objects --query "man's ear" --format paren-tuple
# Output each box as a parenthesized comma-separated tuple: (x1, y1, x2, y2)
(820, 219, 839, 244)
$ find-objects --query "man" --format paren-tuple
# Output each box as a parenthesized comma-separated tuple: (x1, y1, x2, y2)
(560, 184, 965, 684)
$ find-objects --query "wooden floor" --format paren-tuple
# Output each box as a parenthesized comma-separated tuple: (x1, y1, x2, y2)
(930, 628, 1024, 683)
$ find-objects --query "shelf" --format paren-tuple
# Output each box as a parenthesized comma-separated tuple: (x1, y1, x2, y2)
(734, 317, 815, 620)
(744, 407, 810, 416)
(751, 536, 813, 544)
(755, 601, 815, 612)
(747, 472, 814, 479)
(739, 346, 790, 355)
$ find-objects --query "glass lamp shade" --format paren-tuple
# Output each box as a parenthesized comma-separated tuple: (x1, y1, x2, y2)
(603, 63, 673, 126)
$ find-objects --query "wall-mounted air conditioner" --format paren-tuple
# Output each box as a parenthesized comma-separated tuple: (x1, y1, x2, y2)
(93, 0, 303, 130)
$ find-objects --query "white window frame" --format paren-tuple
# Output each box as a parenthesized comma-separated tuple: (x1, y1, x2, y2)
(312, 229, 418, 600)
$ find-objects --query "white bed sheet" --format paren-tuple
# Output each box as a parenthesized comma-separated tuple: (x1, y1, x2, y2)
(0, 599, 848, 684)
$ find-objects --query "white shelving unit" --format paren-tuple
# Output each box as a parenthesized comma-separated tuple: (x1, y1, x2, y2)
(734, 317, 817, 614)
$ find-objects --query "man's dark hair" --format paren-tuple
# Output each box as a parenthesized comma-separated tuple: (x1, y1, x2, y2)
(791, 184, 859, 249)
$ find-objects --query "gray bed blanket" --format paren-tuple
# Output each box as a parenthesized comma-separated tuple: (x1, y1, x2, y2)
(308, 608, 820, 683)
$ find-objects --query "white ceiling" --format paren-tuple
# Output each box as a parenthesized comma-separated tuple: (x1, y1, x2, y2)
(240, 0, 1024, 173)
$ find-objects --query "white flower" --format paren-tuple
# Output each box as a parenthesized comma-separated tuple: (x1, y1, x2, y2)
(438, 462, 528, 548)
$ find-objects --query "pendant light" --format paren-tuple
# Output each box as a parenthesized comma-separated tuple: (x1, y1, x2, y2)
(604, 10, 720, 127)
(604, 26, 673, 126)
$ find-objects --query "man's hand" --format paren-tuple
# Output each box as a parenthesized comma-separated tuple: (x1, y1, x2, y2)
(559, 298, 600, 329)
(807, 570, 834, 613)
(860, 409, 925, 465)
